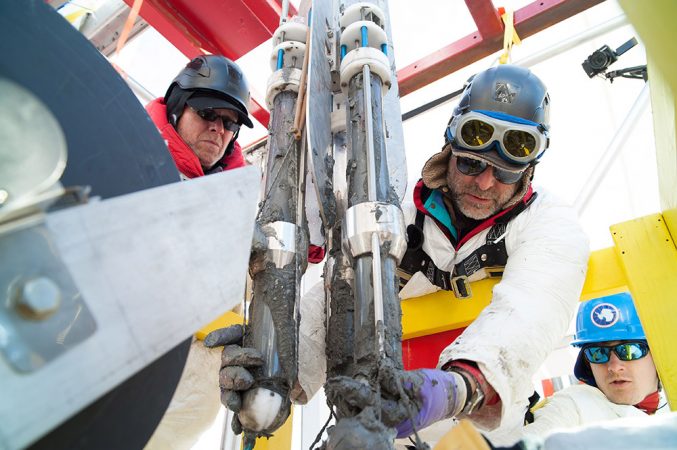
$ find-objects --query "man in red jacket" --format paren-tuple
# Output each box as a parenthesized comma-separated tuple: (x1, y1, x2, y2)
(144, 54, 255, 450)
(146, 55, 254, 178)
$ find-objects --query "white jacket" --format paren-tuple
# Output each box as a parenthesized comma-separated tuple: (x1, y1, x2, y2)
(522, 384, 669, 438)
(402, 186, 589, 445)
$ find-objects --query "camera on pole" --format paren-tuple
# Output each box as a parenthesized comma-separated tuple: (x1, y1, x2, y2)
(581, 37, 647, 82)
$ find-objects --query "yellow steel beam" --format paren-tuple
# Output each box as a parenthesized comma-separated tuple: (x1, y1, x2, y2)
(401, 246, 628, 340)
(580, 246, 627, 300)
(619, 0, 677, 245)
(611, 214, 677, 410)
(401, 279, 494, 340)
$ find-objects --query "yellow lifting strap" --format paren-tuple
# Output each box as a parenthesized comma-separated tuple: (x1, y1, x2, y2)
(499, 9, 521, 64)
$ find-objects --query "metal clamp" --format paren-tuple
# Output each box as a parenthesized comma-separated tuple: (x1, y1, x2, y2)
(343, 202, 407, 261)
(262, 221, 298, 269)
(265, 68, 303, 108)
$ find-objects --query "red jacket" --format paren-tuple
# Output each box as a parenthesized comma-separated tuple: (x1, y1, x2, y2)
(146, 98, 246, 178)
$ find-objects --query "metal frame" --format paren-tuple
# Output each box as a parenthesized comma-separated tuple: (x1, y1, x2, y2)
(123, 0, 604, 127)
(396, 0, 604, 95)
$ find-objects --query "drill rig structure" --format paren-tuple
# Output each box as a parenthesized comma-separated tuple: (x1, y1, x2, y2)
(6, 0, 677, 449)
(240, 1, 410, 447)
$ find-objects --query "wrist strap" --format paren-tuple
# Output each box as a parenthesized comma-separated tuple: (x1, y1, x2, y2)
(446, 361, 497, 413)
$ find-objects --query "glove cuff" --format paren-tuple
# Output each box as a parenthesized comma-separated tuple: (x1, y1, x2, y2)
(446, 362, 487, 415)
(445, 370, 468, 418)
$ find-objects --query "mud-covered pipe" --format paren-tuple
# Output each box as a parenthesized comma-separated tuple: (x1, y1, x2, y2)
(323, 63, 404, 450)
(346, 68, 403, 381)
(241, 89, 307, 439)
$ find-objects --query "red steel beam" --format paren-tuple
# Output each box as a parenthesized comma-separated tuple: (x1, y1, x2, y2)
(250, 98, 270, 127)
(397, 0, 605, 96)
(128, 0, 297, 60)
(127, 0, 298, 127)
(465, 0, 503, 38)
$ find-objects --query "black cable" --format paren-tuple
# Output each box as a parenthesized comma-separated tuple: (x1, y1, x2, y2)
(401, 87, 464, 122)
(309, 408, 337, 450)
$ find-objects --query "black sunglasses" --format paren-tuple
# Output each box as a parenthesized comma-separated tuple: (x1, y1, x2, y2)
(583, 341, 650, 364)
(193, 107, 241, 133)
(455, 156, 524, 185)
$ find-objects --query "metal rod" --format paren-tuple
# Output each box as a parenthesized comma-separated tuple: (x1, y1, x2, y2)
(574, 82, 650, 215)
(363, 64, 377, 201)
(371, 232, 385, 354)
(276, 48, 284, 70)
(114, 65, 155, 104)
(279, 0, 289, 25)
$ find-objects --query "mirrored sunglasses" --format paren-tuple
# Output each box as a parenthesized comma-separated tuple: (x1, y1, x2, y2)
(193, 107, 241, 133)
(447, 110, 548, 165)
(455, 156, 524, 185)
(583, 341, 650, 364)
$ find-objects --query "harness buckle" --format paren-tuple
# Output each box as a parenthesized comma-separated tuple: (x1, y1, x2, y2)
(484, 267, 505, 278)
(451, 275, 472, 299)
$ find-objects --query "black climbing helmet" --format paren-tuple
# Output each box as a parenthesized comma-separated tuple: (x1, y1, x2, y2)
(165, 55, 253, 128)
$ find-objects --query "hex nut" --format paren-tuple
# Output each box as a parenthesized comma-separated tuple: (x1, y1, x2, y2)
(16, 277, 61, 320)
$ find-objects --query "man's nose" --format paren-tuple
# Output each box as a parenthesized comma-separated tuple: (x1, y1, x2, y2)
(209, 118, 225, 134)
(475, 166, 497, 190)
(607, 352, 626, 372)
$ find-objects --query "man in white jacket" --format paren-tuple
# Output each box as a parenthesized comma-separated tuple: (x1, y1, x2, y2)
(523, 292, 667, 438)
(380, 64, 589, 446)
(208, 65, 590, 446)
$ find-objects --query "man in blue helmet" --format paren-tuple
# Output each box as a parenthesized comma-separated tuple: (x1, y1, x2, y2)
(522, 292, 665, 437)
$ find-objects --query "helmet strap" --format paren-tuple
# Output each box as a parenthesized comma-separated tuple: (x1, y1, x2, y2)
(224, 129, 239, 156)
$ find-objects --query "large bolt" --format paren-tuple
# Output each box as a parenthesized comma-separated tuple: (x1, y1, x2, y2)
(0, 189, 8, 205)
(16, 277, 61, 320)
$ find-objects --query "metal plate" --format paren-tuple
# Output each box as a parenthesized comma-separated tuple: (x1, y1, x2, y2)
(0, 2, 258, 449)
(376, 0, 408, 201)
(1, 167, 261, 450)
(306, 0, 338, 226)
(0, 225, 97, 373)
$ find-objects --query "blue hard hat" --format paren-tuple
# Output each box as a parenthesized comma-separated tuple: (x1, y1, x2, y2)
(571, 292, 646, 386)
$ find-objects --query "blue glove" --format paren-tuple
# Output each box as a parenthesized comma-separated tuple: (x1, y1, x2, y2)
(393, 368, 467, 438)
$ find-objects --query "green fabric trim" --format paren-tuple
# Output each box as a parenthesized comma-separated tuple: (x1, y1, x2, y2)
(424, 189, 458, 240)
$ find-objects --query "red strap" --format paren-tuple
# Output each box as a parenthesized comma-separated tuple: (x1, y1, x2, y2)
(446, 360, 499, 406)
(635, 390, 660, 415)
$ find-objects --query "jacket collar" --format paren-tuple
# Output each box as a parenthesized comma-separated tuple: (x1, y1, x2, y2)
(145, 98, 245, 178)
(413, 179, 535, 248)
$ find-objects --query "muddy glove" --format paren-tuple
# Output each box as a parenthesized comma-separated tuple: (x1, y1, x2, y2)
(204, 324, 263, 419)
(389, 369, 468, 438)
